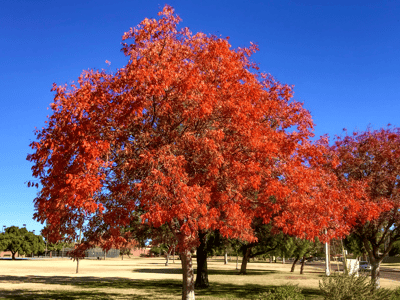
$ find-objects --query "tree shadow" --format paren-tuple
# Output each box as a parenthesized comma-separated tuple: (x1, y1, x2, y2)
(133, 268, 183, 274)
(0, 289, 123, 299)
(0, 275, 323, 299)
(195, 281, 323, 299)
(131, 267, 278, 276)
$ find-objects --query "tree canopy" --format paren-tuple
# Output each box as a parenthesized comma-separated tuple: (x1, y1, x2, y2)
(27, 5, 371, 299)
(0, 226, 45, 259)
(331, 127, 400, 289)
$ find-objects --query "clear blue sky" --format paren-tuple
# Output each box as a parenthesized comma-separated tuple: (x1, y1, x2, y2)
(1, 0, 399, 235)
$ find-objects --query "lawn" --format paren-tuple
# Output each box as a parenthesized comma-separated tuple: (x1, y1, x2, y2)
(1, 257, 399, 299)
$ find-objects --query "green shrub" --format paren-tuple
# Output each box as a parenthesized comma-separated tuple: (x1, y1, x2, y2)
(389, 286, 400, 300)
(257, 284, 305, 300)
(319, 273, 393, 300)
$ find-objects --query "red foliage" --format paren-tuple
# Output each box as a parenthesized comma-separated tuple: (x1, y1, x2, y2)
(27, 4, 364, 252)
(27, 5, 369, 298)
(329, 127, 400, 287)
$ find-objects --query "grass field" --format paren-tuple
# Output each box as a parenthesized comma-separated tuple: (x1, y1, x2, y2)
(1, 257, 400, 299)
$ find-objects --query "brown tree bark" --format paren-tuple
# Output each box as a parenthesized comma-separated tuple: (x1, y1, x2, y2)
(371, 260, 381, 289)
(76, 258, 79, 273)
(363, 236, 390, 290)
(239, 246, 252, 275)
(195, 231, 209, 289)
(181, 249, 196, 300)
(291, 256, 300, 272)
(300, 255, 306, 274)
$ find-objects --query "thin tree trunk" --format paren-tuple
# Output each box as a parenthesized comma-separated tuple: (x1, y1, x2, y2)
(181, 249, 195, 300)
(291, 256, 300, 272)
(282, 255, 285, 264)
(195, 231, 209, 288)
(11, 252, 16, 260)
(239, 246, 252, 275)
(300, 255, 306, 274)
(236, 253, 239, 270)
(76, 258, 80, 273)
(76, 228, 82, 273)
(224, 248, 228, 265)
(165, 250, 170, 266)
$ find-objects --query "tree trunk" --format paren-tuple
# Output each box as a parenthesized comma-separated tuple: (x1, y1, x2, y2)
(239, 246, 252, 275)
(11, 252, 16, 260)
(165, 251, 170, 266)
(224, 248, 228, 265)
(236, 253, 239, 270)
(300, 255, 306, 274)
(181, 249, 196, 300)
(122, 253, 124, 260)
(370, 259, 381, 290)
(282, 255, 285, 264)
(76, 258, 79, 273)
(291, 256, 299, 272)
(195, 231, 209, 289)
(363, 237, 386, 290)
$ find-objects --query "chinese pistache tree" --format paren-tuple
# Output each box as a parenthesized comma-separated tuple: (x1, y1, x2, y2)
(331, 127, 400, 289)
(28, 6, 367, 299)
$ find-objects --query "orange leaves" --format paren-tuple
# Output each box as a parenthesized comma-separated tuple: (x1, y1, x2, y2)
(29, 4, 358, 255)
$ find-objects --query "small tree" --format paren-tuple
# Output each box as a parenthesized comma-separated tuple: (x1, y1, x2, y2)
(0, 226, 45, 259)
(331, 127, 400, 289)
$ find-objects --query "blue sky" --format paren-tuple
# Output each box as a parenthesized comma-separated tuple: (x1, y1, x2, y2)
(1, 0, 399, 235)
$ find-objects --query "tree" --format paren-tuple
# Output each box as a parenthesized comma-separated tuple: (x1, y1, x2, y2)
(289, 238, 323, 274)
(0, 226, 45, 259)
(388, 240, 400, 257)
(331, 127, 400, 289)
(342, 233, 367, 260)
(119, 231, 138, 260)
(238, 220, 285, 274)
(27, 6, 364, 299)
(195, 229, 229, 288)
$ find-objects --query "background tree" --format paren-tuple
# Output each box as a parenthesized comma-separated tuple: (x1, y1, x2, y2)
(0, 226, 45, 259)
(238, 221, 284, 274)
(388, 240, 400, 257)
(28, 6, 367, 300)
(195, 229, 232, 288)
(289, 238, 323, 274)
(331, 127, 400, 289)
(119, 231, 138, 260)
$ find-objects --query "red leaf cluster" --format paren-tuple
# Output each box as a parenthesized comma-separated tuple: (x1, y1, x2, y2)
(28, 5, 367, 253)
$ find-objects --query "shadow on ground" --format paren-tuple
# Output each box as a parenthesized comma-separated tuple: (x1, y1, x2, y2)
(131, 268, 278, 276)
(0, 275, 323, 299)
(0, 289, 123, 300)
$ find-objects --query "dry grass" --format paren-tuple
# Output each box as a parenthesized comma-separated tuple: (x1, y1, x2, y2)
(0, 257, 399, 299)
